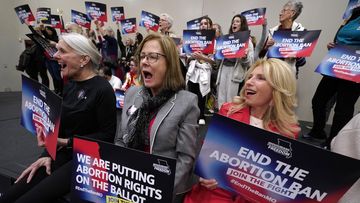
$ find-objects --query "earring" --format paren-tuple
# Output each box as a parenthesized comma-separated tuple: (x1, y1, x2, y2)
(80, 64, 84, 68)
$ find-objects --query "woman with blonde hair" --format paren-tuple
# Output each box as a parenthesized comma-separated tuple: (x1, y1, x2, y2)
(115, 33, 199, 203)
(184, 58, 299, 203)
(228, 58, 299, 137)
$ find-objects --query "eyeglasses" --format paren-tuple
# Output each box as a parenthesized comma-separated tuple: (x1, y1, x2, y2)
(280, 9, 294, 14)
(139, 52, 166, 63)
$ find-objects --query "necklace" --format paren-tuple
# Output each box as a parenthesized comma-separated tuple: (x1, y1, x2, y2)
(250, 115, 264, 129)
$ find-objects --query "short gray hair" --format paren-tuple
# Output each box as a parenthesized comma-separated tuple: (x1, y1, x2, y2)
(60, 33, 101, 70)
(285, 0, 303, 20)
(160, 13, 174, 29)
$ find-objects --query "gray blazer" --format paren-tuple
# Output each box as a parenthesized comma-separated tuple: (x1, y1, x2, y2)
(115, 86, 200, 195)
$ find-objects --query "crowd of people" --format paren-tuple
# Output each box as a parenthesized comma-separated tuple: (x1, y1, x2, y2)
(1, 0, 359, 202)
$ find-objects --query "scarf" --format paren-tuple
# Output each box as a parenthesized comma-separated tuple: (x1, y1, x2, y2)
(124, 87, 175, 150)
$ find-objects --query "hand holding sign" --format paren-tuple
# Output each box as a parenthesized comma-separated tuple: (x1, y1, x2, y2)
(266, 37, 275, 49)
(327, 42, 336, 50)
(36, 127, 46, 147)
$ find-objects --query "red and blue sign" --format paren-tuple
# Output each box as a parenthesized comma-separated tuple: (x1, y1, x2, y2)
(139, 10, 160, 32)
(71, 10, 91, 29)
(196, 114, 360, 203)
(182, 29, 215, 54)
(315, 45, 360, 83)
(215, 31, 250, 59)
(115, 89, 125, 109)
(120, 18, 137, 34)
(51, 15, 62, 29)
(71, 137, 176, 203)
(241, 8, 266, 26)
(14, 4, 35, 24)
(36, 7, 51, 24)
(186, 17, 203, 30)
(21, 75, 62, 160)
(85, 1, 107, 22)
(267, 30, 321, 58)
(111, 7, 125, 22)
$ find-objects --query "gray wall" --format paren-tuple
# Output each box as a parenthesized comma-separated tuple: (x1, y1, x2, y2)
(1, 0, 359, 122)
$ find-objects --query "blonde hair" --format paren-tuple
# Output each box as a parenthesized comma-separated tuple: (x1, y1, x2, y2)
(61, 33, 101, 70)
(229, 58, 299, 137)
(135, 33, 185, 92)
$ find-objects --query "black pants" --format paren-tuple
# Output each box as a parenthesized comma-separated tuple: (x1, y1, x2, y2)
(45, 59, 63, 95)
(26, 62, 49, 88)
(311, 76, 359, 147)
(0, 151, 71, 203)
(187, 81, 206, 120)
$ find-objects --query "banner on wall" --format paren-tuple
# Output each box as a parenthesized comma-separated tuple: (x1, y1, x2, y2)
(85, 1, 107, 22)
(51, 15, 62, 29)
(267, 30, 321, 58)
(71, 10, 91, 29)
(343, 0, 360, 19)
(315, 45, 360, 83)
(139, 10, 160, 32)
(196, 114, 360, 203)
(241, 8, 266, 26)
(111, 7, 125, 22)
(215, 31, 250, 59)
(21, 75, 62, 160)
(182, 29, 215, 54)
(115, 89, 125, 109)
(36, 7, 51, 24)
(120, 18, 137, 34)
(14, 4, 35, 24)
(71, 137, 176, 203)
(186, 16, 204, 30)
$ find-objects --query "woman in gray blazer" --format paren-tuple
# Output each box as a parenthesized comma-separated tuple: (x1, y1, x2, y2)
(115, 33, 200, 203)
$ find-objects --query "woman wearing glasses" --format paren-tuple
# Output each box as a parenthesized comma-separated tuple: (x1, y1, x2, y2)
(115, 33, 200, 203)
(259, 0, 306, 76)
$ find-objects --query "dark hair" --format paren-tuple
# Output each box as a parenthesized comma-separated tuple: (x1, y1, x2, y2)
(200, 16, 213, 29)
(229, 14, 248, 34)
(45, 26, 59, 42)
(136, 32, 144, 45)
(100, 65, 112, 76)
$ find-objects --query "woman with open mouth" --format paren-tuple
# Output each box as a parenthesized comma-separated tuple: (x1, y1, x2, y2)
(0, 33, 116, 203)
(259, 0, 306, 77)
(115, 33, 200, 203)
(186, 16, 216, 125)
(216, 14, 254, 109)
(185, 58, 300, 203)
